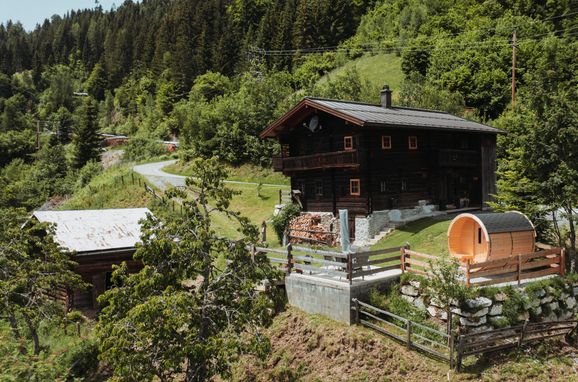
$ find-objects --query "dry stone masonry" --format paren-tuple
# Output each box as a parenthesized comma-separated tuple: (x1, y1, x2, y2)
(400, 277, 578, 333)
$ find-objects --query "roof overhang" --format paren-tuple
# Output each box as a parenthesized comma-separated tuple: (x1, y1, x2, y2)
(259, 98, 365, 139)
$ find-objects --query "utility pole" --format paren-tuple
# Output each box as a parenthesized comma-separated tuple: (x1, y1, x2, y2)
(36, 120, 41, 150)
(511, 30, 517, 108)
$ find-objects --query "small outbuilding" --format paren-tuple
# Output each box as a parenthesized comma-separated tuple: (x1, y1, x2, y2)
(32, 208, 152, 309)
(447, 212, 535, 264)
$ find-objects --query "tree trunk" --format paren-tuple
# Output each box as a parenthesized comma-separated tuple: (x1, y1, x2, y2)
(8, 314, 26, 355)
(22, 312, 41, 355)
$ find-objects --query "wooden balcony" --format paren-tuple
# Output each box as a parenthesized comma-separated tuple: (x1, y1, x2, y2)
(437, 149, 479, 167)
(273, 150, 359, 172)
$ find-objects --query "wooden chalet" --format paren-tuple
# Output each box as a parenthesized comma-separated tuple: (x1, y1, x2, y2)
(260, 87, 503, 234)
(32, 208, 151, 309)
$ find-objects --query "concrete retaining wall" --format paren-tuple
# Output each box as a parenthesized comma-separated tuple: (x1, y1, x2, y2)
(285, 273, 398, 324)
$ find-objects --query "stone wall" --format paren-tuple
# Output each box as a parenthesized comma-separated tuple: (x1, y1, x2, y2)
(400, 277, 578, 333)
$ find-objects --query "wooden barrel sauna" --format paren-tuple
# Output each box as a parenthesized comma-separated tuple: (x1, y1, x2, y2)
(447, 212, 535, 264)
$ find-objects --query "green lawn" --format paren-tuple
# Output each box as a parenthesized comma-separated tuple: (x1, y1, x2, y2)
(371, 217, 451, 256)
(317, 53, 403, 94)
(163, 161, 290, 186)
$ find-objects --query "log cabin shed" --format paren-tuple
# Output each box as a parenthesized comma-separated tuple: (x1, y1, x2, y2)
(447, 212, 536, 264)
(32, 208, 152, 309)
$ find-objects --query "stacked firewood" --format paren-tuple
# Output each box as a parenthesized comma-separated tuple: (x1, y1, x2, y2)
(288, 214, 337, 246)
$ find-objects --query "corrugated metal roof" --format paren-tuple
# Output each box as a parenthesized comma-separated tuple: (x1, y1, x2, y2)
(474, 212, 534, 234)
(307, 98, 502, 134)
(32, 208, 153, 254)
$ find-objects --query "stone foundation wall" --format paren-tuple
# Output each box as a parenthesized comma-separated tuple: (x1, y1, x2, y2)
(400, 277, 578, 333)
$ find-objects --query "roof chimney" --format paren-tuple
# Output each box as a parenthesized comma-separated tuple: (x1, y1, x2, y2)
(380, 85, 392, 108)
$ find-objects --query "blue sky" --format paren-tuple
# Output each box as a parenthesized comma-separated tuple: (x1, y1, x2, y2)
(0, 0, 123, 31)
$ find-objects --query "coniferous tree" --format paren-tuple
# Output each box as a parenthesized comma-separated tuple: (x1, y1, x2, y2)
(71, 97, 101, 169)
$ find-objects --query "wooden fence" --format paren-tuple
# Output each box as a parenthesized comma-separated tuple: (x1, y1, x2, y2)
(352, 299, 455, 365)
(455, 319, 578, 370)
(401, 246, 565, 287)
(251, 244, 402, 284)
(353, 298, 578, 370)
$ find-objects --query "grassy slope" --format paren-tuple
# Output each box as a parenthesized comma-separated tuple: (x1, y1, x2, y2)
(232, 307, 578, 382)
(60, 165, 153, 210)
(317, 53, 403, 94)
(163, 161, 290, 186)
(371, 217, 451, 255)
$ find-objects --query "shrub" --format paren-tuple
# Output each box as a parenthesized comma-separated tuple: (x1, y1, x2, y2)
(75, 160, 102, 189)
(270, 204, 301, 243)
(63, 339, 99, 379)
(124, 136, 166, 161)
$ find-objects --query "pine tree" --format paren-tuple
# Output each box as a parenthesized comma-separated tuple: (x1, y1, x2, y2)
(71, 97, 101, 169)
(86, 62, 107, 101)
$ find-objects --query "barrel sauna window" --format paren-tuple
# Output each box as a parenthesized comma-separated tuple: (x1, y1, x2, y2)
(447, 212, 535, 264)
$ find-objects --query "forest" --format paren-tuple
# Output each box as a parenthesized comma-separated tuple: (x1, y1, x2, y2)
(0, 0, 577, 380)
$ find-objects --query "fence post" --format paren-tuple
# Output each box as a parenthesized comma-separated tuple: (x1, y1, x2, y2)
(517, 254, 522, 286)
(286, 244, 293, 275)
(466, 259, 471, 287)
(401, 246, 406, 273)
(278, 189, 282, 204)
(449, 332, 455, 369)
(406, 320, 412, 349)
(250, 244, 256, 263)
(131, 173, 134, 184)
(261, 221, 267, 243)
(347, 252, 353, 285)
(560, 248, 566, 277)
(353, 298, 360, 324)
(518, 319, 529, 348)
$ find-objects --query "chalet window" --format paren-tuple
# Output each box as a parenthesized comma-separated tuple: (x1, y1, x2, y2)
(408, 136, 418, 150)
(350, 179, 361, 196)
(401, 179, 408, 192)
(344, 136, 354, 150)
(381, 135, 392, 149)
(380, 180, 387, 193)
(315, 181, 323, 196)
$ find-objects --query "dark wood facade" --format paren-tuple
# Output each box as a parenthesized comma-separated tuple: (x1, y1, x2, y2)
(262, 97, 501, 223)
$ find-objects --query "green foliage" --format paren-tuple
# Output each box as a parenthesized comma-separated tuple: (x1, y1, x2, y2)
(271, 203, 301, 243)
(96, 157, 281, 381)
(502, 286, 529, 326)
(0, 207, 86, 358)
(64, 339, 99, 379)
(75, 160, 102, 189)
(71, 97, 101, 169)
(123, 136, 166, 161)
(425, 254, 474, 310)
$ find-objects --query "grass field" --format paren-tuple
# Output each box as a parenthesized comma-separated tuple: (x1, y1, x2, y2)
(163, 161, 290, 185)
(60, 165, 153, 210)
(371, 217, 451, 255)
(317, 53, 403, 95)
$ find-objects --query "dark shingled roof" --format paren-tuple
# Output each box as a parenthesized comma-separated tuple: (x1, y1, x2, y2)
(474, 212, 534, 234)
(307, 97, 503, 134)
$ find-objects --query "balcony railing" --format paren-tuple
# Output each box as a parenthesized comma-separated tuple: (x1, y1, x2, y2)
(438, 149, 479, 167)
(273, 150, 359, 172)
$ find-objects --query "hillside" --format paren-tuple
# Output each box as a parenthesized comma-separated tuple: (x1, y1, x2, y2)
(317, 53, 403, 95)
(231, 307, 578, 382)
(371, 217, 451, 255)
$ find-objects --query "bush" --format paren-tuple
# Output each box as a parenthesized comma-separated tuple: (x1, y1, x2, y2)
(75, 160, 102, 189)
(63, 339, 99, 379)
(270, 204, 301, 243)
(124, 136, 166, 161)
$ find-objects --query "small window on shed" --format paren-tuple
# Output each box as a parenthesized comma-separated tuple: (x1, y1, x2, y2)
(408, 136, 418, 150)
(350, 179, 360, 196)
(381, 135, 392, 149)
(315, 180, 323, 196)
(478, 228, 482, 244)
(344, 136, 354, 150)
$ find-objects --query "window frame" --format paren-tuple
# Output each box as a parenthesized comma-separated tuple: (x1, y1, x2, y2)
(344, 135, 354, 151)
(381, 135, 392, 149)
(408, 135, 418, 150)
(349, 178, 361, 196)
